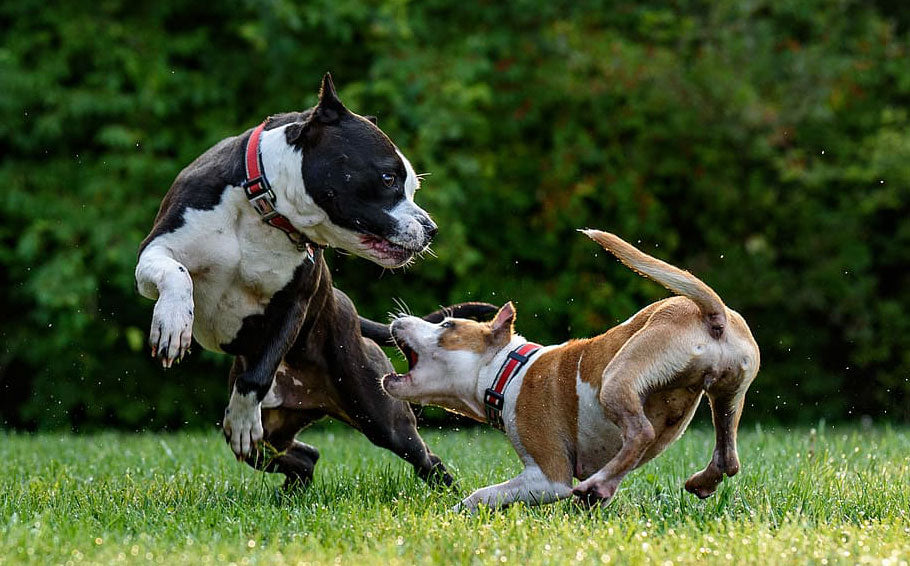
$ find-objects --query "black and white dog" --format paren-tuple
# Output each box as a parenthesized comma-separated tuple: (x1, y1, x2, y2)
(135, 74, 491, 487)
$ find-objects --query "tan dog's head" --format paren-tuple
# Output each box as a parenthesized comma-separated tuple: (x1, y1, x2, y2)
(382, 303, 517, 417)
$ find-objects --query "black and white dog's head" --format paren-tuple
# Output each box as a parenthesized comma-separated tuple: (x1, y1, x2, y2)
(281, 74, 436, 268)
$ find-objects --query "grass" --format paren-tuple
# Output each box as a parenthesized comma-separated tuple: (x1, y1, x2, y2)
(0, 423, 908, 565)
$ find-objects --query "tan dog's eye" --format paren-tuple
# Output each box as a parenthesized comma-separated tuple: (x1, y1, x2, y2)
(441, 321, 454, 329)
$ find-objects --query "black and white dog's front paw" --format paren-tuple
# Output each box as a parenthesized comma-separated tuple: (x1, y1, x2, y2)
(149, 294, 194, 368)
(222, 390, 264, 459)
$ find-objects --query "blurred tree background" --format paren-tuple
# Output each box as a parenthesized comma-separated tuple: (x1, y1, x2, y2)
(1, 0, 908, 430)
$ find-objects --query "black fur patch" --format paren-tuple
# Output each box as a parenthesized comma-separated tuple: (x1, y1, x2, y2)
(221, 248, 323, 358)
(286, 74, 430, 245)
(297, 114, 410, 240)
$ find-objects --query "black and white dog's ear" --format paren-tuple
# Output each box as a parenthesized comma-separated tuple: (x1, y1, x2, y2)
(287, 73, 348, 145)
(363, 115, 378, 125)
(314, 72, 347, 124)
(285, 119, 311, 145)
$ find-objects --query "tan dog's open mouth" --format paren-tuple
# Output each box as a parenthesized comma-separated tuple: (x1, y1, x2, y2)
(385, 333, 419, 385)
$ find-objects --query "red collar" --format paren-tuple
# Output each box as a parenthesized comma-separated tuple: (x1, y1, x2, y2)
(243, 120, 317, 261)
(484, 342, 543, 429)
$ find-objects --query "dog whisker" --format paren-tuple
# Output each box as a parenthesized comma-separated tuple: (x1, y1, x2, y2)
(393, 298, 413, 317)
(418, 246, 438, 260)
(438, 304, 454, 319)
(387, 310, 406, 323)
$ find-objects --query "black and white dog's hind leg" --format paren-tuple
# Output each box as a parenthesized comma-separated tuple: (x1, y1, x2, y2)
(332, 290, 456, 487)
(135, 244, 194, 368)
(357, 335, 455, 487)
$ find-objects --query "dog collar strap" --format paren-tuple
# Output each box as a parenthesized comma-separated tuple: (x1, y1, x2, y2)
(484, 342, 543, 430)
(243, 120, 317, 261)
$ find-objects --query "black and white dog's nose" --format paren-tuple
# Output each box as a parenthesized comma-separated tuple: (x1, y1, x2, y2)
(424, 219, 438, 241)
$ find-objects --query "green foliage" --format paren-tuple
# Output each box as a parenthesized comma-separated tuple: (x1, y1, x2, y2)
(1, 0, 908, 428)
(0, 426, 908, 564)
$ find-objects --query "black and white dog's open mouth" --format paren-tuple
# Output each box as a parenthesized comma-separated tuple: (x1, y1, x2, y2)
(360, 234, 420, 264)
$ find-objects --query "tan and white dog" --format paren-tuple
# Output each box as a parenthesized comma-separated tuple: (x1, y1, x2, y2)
(383, 229, 760, 511)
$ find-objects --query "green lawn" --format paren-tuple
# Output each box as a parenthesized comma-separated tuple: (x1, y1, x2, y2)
(1, 424, 908, 565)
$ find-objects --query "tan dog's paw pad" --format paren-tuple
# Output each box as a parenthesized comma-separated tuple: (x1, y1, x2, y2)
(686, 476, 717, 499)
(572, 478, 618, 507)
(684, 470, 723, 499)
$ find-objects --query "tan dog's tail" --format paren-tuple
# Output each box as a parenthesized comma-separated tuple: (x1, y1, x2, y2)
(582, 229, 727, 338)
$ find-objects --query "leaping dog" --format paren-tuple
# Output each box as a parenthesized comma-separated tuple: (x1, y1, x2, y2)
(384, 229, 760, 510)
(136, 73, 493, 487)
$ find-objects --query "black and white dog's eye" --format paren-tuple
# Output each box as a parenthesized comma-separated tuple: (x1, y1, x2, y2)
(382, 173, 396, 187)
(441, 321, 454, 329)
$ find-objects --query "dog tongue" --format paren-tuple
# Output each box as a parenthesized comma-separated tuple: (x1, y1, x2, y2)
(408, 350, 419, 369)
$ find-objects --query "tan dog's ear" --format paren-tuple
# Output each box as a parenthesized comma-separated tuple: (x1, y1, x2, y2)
(490, 302, 516, 344)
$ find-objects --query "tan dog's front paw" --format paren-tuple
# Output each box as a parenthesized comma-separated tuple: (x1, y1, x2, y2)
(572, 476, 619, 507)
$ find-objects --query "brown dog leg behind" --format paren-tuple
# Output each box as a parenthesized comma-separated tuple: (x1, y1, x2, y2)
(229, 295, 497, 488)
(685, 391, 746, 498)
(572, 315, 692, 503)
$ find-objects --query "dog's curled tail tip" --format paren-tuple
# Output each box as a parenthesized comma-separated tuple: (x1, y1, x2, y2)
(580, 228, 620, 248)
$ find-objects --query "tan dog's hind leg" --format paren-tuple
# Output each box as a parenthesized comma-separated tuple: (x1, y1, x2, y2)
(573, 320, 694, 505)
(684, 311, 760, 498)
(685, 392, 745, 498)
(454, 467, 573, 513)
(572, 389, 654, 505)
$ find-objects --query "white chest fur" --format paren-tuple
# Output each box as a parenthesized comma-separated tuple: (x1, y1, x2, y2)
(149, 188, 306, 352)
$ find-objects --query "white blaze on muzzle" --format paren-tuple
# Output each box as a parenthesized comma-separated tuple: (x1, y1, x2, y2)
(384, 149, 435, 251)
(396, 148, 420, 200)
